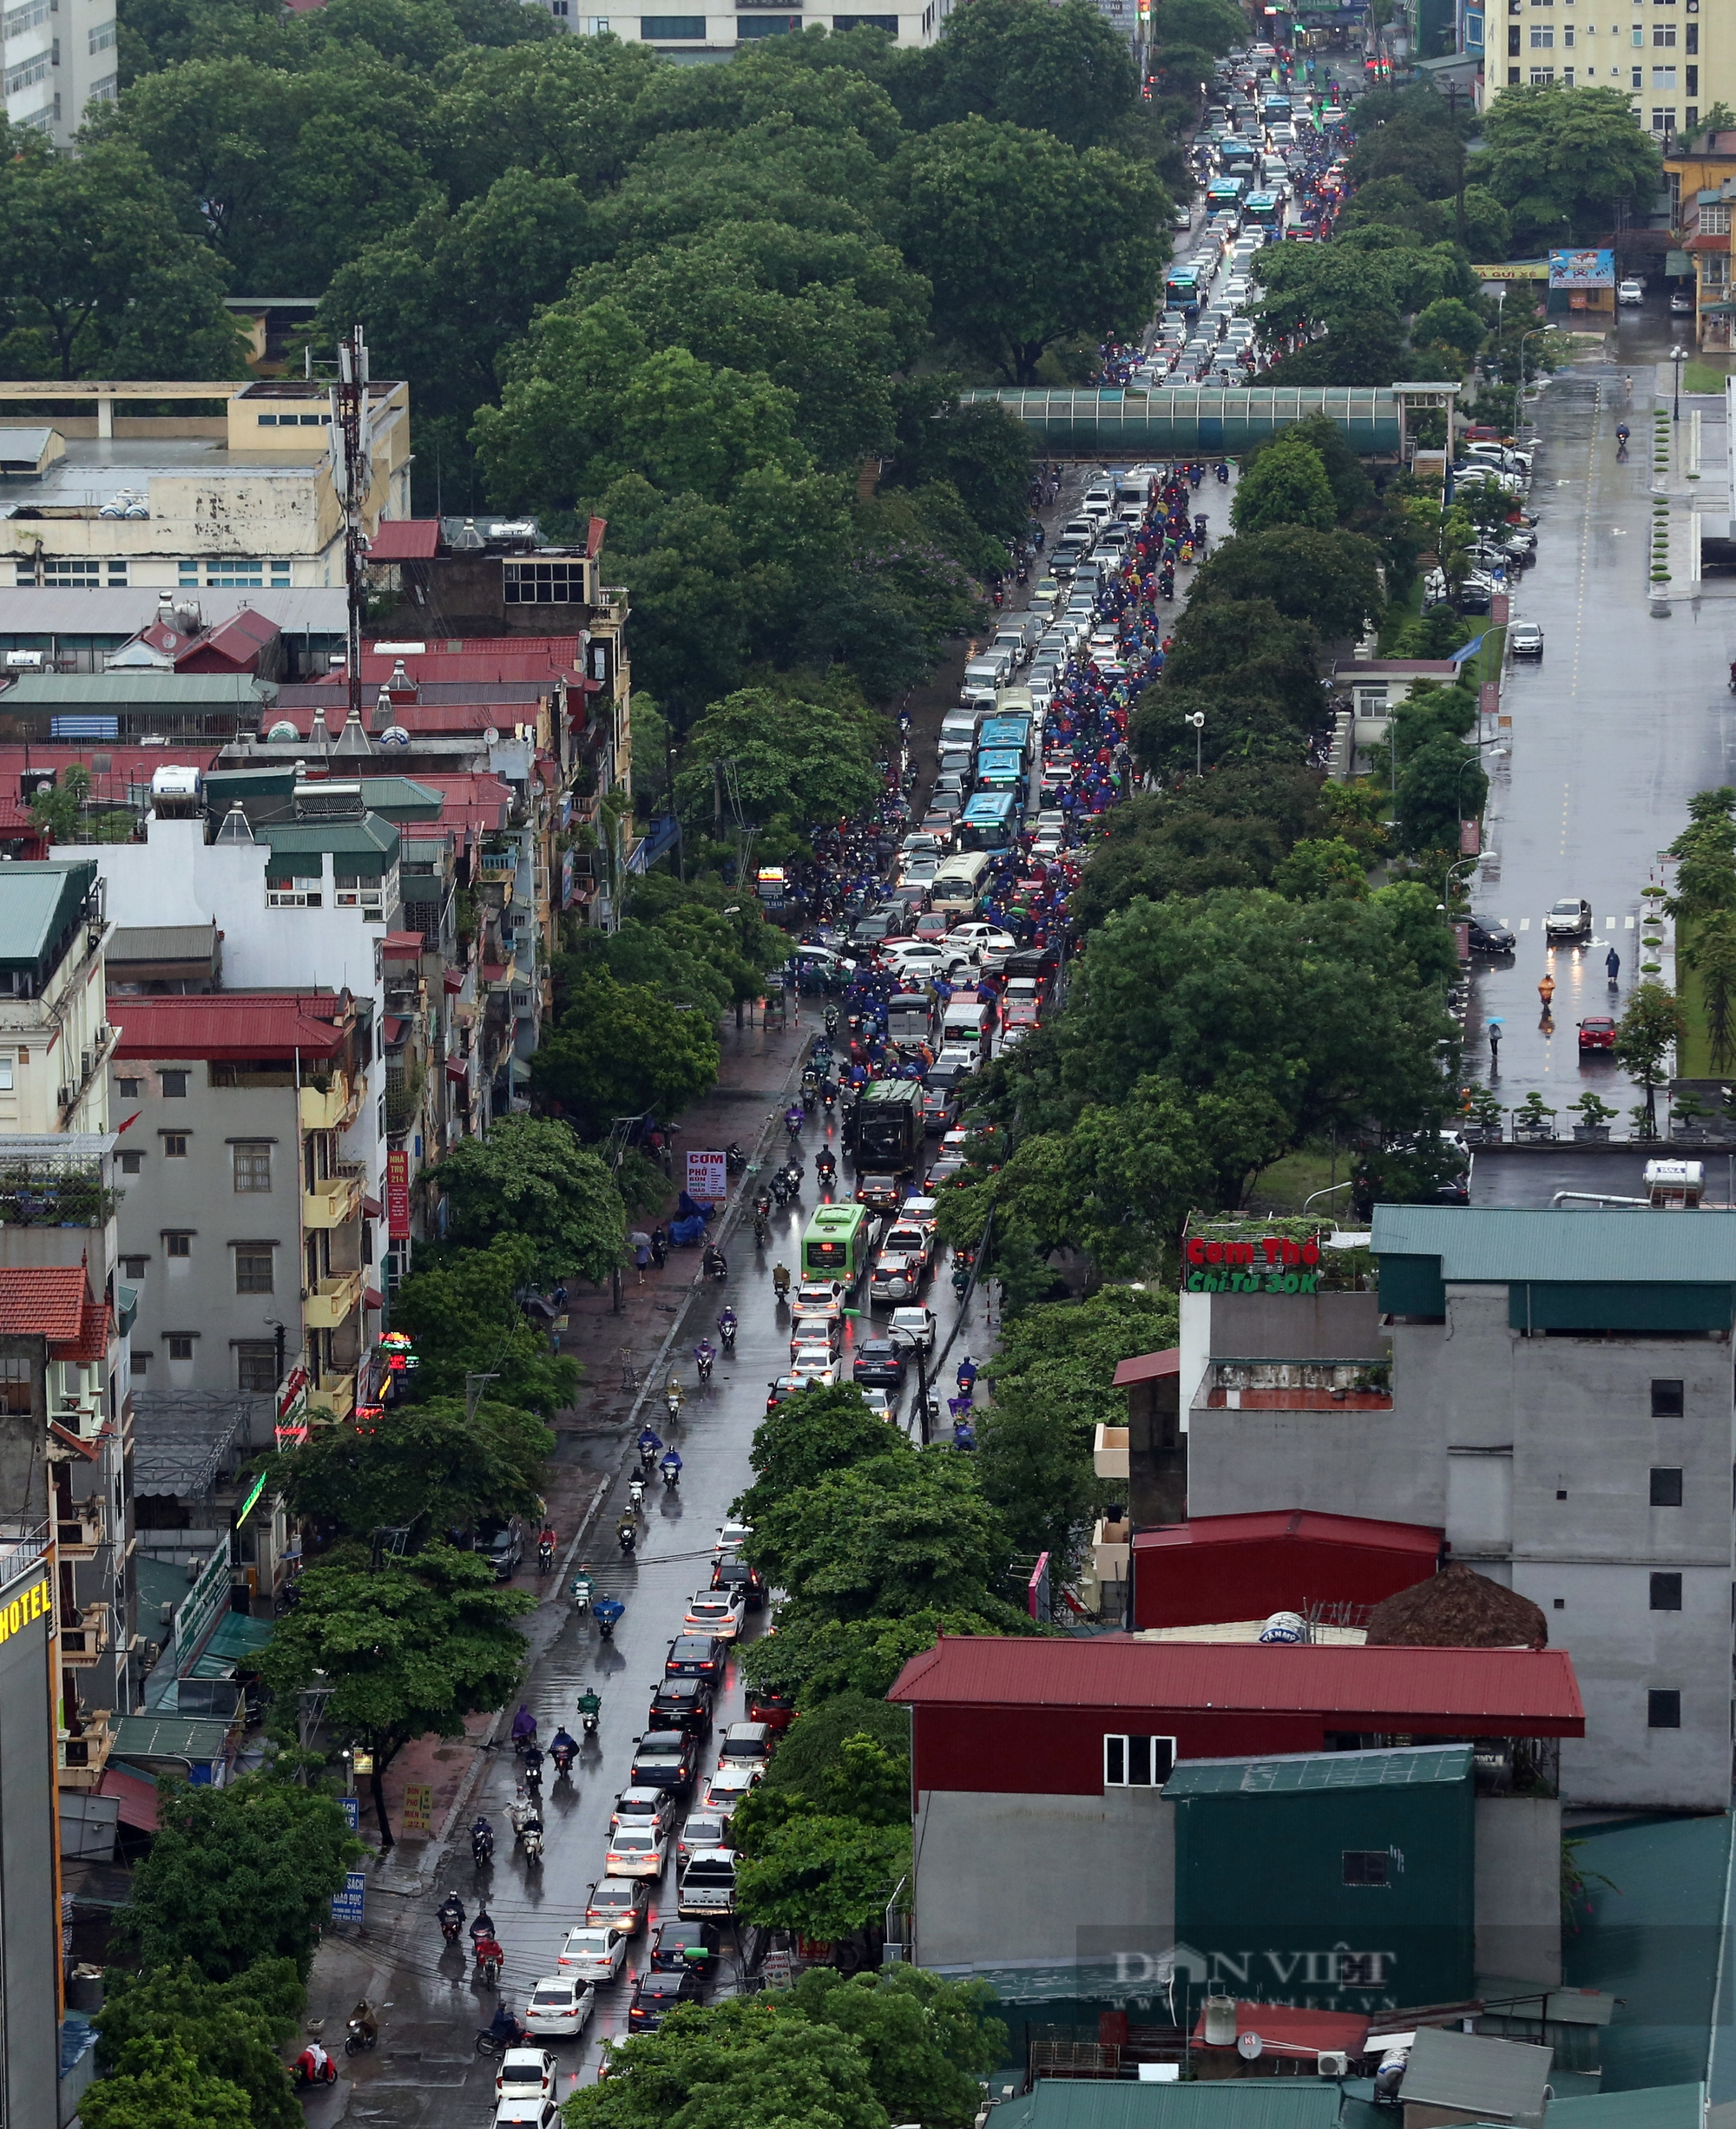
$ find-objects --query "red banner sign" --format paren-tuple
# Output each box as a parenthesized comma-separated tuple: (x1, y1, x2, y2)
(386, 1151, 411, 1239)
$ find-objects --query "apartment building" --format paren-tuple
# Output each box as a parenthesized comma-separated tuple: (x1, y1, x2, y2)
(108, 993, 377, 1421)
(547, 0, 946, 56)
(1177, 1207, 1736, 1812)
(0, 861, 111, 1135)
(2, 0, 116, 148)
(1481, 0, 1709, 133)
(0, 378, 411, 594)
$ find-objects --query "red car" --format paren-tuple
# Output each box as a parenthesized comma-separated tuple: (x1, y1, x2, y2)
(1578, 1017, 1616, 1053)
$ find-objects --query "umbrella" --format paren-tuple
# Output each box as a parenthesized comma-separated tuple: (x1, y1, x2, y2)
(628, 1231, 652, 1250)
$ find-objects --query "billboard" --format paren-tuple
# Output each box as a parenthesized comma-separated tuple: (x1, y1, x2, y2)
(1549, 247, 1614, 288)
(685, 1150, 728, 1208)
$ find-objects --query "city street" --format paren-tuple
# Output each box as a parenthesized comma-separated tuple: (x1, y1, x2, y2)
(1468, 310, 1736, 1168)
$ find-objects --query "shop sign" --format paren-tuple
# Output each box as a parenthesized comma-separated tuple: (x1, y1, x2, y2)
(686, 1150, 728, 1207)
(0, 1574, 52, 1648)
(332, 1872, 366, 1926)
(402, 1783, 434, 1836)
(275, 1364, 309, 1449)
(386, 1150, 411, 1239)
(1184, 1233, 1324, 1295)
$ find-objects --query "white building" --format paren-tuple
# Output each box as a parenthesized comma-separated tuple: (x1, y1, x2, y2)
(1, 379, 411, 595)
(551, 3, 945, 56)
(3, 0, 116, 148)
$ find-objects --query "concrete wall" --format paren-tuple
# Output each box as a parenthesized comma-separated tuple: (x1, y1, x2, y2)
(1474, 1795, 1562, 1985)
(1185, 1279, 1736, 1811)
(913, 1788, 1175, 1970)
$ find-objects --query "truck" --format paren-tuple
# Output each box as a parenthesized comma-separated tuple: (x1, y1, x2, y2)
(847, 1079, 925, 1176)
(676, 1849, 737, 1922)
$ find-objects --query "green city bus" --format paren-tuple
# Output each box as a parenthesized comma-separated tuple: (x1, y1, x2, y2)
(801, 1202, 871, 1288)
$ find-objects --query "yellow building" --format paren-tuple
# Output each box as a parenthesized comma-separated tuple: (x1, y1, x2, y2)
(1484, 3, 1713, 134)
(1665, 139, 1736, 344)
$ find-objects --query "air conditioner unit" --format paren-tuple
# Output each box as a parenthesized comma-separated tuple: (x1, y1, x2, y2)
(58, 1086, 75, 1110)
(1318, 2054, 1351, 2079)
(81, 1050, 91, 1080)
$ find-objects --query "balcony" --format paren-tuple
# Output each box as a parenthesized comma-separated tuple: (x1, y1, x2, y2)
(303, 1173, 364, 1230)
(1092, 1424, 1130, 1481)
(301, 1271, 364, 1331)
(49, 1400, 109, 1454)
(299, 1074, 360, 1132)
(1201, 1357, 1393, 1413)
(58, 1707, 113, 1791)
(56, 1504, 105, 1557)
(478, 844, 518, 883)
(306, 1374, 357, 1423)
(59, 1610, 110, 1668)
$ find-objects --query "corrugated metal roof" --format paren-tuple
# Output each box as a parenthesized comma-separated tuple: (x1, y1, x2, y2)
(109, 1714, 233, 1763)
(1370, 1206, 1736, 1285)
(368, 520, 440, 561)
(108, 923, 219, 966)
(1544, 2088, 1705, 2129)
(0, 587, 347, 635)
(1134, 1511, 1442, 1558)
(0, 862, 90, 969)
(887, 1637, 1585, 1728)
(131, 1395, 251, 1496)
(110, 994, 346, 1061)
(989, 2079, 1345, 2129)
(255, 814, 399, 859)
(1398, 2028, 1552, 2120)
(1165, 1743, 1474, 1797)
(1113, 1348, 1181, 1385)
(0, 674, 272, 706)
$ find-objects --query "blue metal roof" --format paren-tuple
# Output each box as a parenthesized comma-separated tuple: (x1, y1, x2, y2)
(1165, 1744, 1473, 1798)
(1370, 1206, 1736, 1285)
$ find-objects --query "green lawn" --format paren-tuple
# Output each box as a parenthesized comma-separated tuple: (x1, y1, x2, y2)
(1245, 1145, 1353, 1219)
(1683, 360, 1731, 396)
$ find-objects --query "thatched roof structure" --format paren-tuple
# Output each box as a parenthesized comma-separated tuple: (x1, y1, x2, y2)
(1364, 1561, 1548, 1650)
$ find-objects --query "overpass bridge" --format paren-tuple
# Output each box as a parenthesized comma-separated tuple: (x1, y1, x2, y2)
(961, 383, 1459, 457)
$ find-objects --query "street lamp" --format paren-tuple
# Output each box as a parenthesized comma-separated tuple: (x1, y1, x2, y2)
(1671, 342, 1687, 422)
(1442, 853, 1481, 914)
(1184, 708, 1206, 778)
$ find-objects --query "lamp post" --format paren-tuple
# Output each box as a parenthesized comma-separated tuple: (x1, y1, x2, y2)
(1671, 342, 1687, 422)
(1442, 853, 1481, 915)
(1184, 708, 1206, 778)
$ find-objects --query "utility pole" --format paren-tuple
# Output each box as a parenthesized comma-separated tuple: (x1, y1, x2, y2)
(330, 325, 373, 736)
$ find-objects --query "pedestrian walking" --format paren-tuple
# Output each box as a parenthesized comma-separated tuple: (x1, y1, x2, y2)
(1488, 1019, 1502, 1069)
(1606, 946, 1621, 986)
(1538, 973, 1555, 1011)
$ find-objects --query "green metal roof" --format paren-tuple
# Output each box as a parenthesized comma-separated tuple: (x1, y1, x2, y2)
(1165, 1745, 1473, 1798)
(1369, 1206, 1736, 1285)
(0, 674, 272, 706)
(109, 1713, 233, 1763)
(990, 2082, 1345, 2129)
(201, 1613, 273, 1661)
(1543, 2087, 1705, 2129)
(0, 861, 96, 978)
(358, 777, 441, 821)
(256, 815, 400, 861)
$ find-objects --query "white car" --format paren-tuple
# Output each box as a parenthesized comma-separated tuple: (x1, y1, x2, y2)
(714, 1517, 752, 1554)
(496, 2101, 560, 2129)
(1618, 277, 1645, 305)
(790, 1344, 839, 1386)
(498, 2050, 557, 2100)
(522, 1979, 594, 2041)
(889, 1304, 937, 1353)
(703, 1762, 765, 1813)
(682, 1587, 746, 1641)
(556, 1925, 628, 1983)
(858, 1386, 895, 1421)
(949, 923, 1016, 956)
(604, 1823, 669, 1880)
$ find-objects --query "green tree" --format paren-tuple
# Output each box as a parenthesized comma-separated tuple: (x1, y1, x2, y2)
(738, 1604, 1027, 1704)
(81, 2036, 253, 2129)
(1473, 83, 1659, 247)
(1614, 981, 1685, 1134)
(110, 1774, 360, 1982)
(95, 1961, 304, 2129)
(30, 763, 89, 844)
(772, 1969, 1004, 2129)
(735, 1815, 912, 1941)
(1413, 296, 1487, 358)
(269, 1396, 554, 1544)
(0, 130, 247, 380)
(1149, 0, 1246, 53)
(890, 0, 1147, 149)
(387, 1234, 580, 1418)
(1228, 432, 1338, 536)
(1191, 525, 1384, 641)
(738, 1388, 912, 1528)
(1272, 836, 1370, 902)
(531, 971, 721, 1136)
(1683, 911, 1736, 1072)
(1397, 735, 1487, 855)
(1241, 413, 1373, 522)
(673, 684, 884, 839)
(258, 1544, 532, 1849)
(893, 116, 1167, 383)
(435, 1117, 627, 1286)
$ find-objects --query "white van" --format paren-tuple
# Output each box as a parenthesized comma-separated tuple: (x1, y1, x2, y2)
(964, 650, 1011, 690)
(939, 710, 981, 752)
(939, 997, 995, 1060)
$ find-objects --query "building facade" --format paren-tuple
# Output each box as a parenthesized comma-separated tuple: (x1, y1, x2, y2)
(0, 1528, 67, 2124)
(1, 0, 116, 147)
(542, 3, 945, 56)
(1180, 1207, 1736, 1812)
(0, 862, 111, 1135)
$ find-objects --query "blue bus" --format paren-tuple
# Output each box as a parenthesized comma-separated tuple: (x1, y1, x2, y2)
(1243, 190, 1281, 229)
(1218, 137, 1259, 175)
(977, 714, 1034, 765)
(1164, 267, 1201, 315)
(960, 792, 1018, 851)
(1206, 177, 1246, 211)
(973, 750, 1028, 806)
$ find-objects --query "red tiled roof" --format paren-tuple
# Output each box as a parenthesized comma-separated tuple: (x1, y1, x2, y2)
(1133, 1511, 1443, 1560)
(314, 641, 580, 687)
(368, 520, 441, 561)
(380, 932, 423, 956)
(57, 1298, 111, 1365)
(110, 994, 347, 1061)
(1113, 1347, 1180, 1386)
(586, 516, 607, 558)
(0, 1268, 89, 1342)
(886, 1636, 1585, 1731)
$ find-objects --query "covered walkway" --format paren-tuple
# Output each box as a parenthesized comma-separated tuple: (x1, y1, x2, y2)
(964, 384, 1458, 457)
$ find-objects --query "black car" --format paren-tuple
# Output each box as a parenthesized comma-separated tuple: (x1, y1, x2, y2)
(665, 1633, 726, 1685)
(1467, 917, 1516, 955)
(851, 913, 894, 948)
(852, 1339, 907, 1389)
(648, 1677, 715, 1739)
(477, 1518, 523, 1583)
(856, 1173, 902, 1214)
(629, 1730, 698, 1794)
(628, 1964, 707, 2033)
(650, 1918, 721, 1974)
(710, 1556, 766, 1613)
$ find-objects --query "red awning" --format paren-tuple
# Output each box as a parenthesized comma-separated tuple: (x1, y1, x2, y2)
(363, 1287, 384, 1311)
(1113, 1348, 1180, 1387)
(368, 519, 441, 561)
(364, 1196, 381, 1219)
(443, 970, 464, 995)
(99, 1763, 161, 1832)
(445, 1059, 469, 1084)
(380, 930, 423, 956)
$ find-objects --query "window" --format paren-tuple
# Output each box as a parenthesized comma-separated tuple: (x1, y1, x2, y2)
(3, 0, 55, 35)
(233, 1246, 274, 1294)
(233, 1143, 272, 1193)
(1633, 23, 1643, 37)
(1651, 1465, 1684, 1506)
(738, 13, 802, 29)
(503, 560, 588, 602)
(119, 1151, 142, 1175)
(1652, 102, 1677, 123)
(1531, 61, 1556, 73)
(118, 1077, 141, 1098)
(130, 1353, 149, 1377)
(1343, 1850, 1391, 1886)
(161, 1133, 187, 1159)
(0, 1059, 13, 1094)
(4, 49, 51, 93)
(235, 1342, 277, 1393)
(1654, 1379, 1685, 1416)
(160, 1070, 188, 1098)
(640, 13, 705, 29)
(1532, 23, 1555, 39)
(121, 1255, 147, 1280)
(167, 1335, 194, 1362)
(1509, 24, 1522, 46)
(164, 1232, 191, 1258)
(834, 10, 897, 21)
(0, 1358, 30, 1417)
(88, 19, 114, 49)
(1651, 1572, 1684, 1609)
(1509, 61, 1522, 76)
(1702, 202, 1728, 233)
(180, 559, 292, 588)
(1654, 20, 1675, 36)
(1648, 1688, 1682, 1727)
(1687, 69, 1698, 91)
(1653, 65, 1677, 83)
(1103, 1734, 1175, 1787)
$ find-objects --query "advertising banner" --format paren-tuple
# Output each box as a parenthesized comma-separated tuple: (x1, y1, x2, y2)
(1549, 247, 1614, 288)
(685, 1150, 728, 1207)
(386, 1150, 411, 1239)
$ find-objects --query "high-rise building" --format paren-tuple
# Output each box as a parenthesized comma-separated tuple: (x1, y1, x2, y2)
(1, 0, 117, 149)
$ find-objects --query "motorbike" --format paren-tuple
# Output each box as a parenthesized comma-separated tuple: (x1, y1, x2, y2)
(471, 1818, 494, 1867)
(628, 1475, 646, 1511)
(537, 1534, 554, 1573)
(439, 1911, 463, 1947)
(522, 1818, 544, 1864)
(753, 1209, 770, 1245)
(726, 1143, 747, 1173)
(594, 1598, 624, 1639)
(551, 1736, 577, 1777)
(702, 1250, 727, 1285)
(661, 1451, 683, 1489)
(772, 1265, 791, 1303)
(637, 1436, 661, 1475)
(1216, 462, 1230, 483)
(617, 1519, 638, 1557)
(476, 1942, 503, 1988)
(695, 1340, 715, 1386)
(1727, 660, 1736, 696)
(666, 1379, 686, 1420)
(569, 1569, 593, 1615)
(718, 1308, 738, 1353)
(521, 1748, 543, 1793)
(785, 1108, 804, 1140)
(293, 2049, 339, 2089)
(577, 1689, 602, 1735)
(769, 1169, 789, 1207)
(344, 2010, 378, 2058)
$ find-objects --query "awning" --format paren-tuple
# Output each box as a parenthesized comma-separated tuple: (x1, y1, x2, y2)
(1701, 299, 1736, 315)
(364, 1195, 381, 1218)
(445, 1059, 469, 1084)
(97, 1763, 161, 1833)
(380, 930, 423, 956)
(364, 1287, 384, 1311)
(443, 970, 464, 995)
(1667, 248, 1693, 275)
(201, 1613, 273, 1666)
(383, 1015, 407, 1047)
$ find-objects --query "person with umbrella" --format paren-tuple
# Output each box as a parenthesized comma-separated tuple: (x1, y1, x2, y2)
(630, 1231, 652, 1285)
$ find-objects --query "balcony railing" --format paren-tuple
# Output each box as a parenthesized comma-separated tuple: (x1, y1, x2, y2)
(306, 1374, 357, 1423)
(299, 1074, 360, 1132)
(60, 1610, 110, 1667)
(301, 1271, 364, 1330)
(58, 1706, 114, 1791)
(303, 1173, 364, 1230)
(56, 1503, 105, 1556)
(1202, 1357, 1393, 1412)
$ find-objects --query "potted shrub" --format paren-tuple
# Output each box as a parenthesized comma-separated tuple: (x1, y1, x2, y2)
(1511, 1091, 1558, 1142)
(1463, 1084, 1505, 1143)
(1569, 1091, 1618, 1142)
